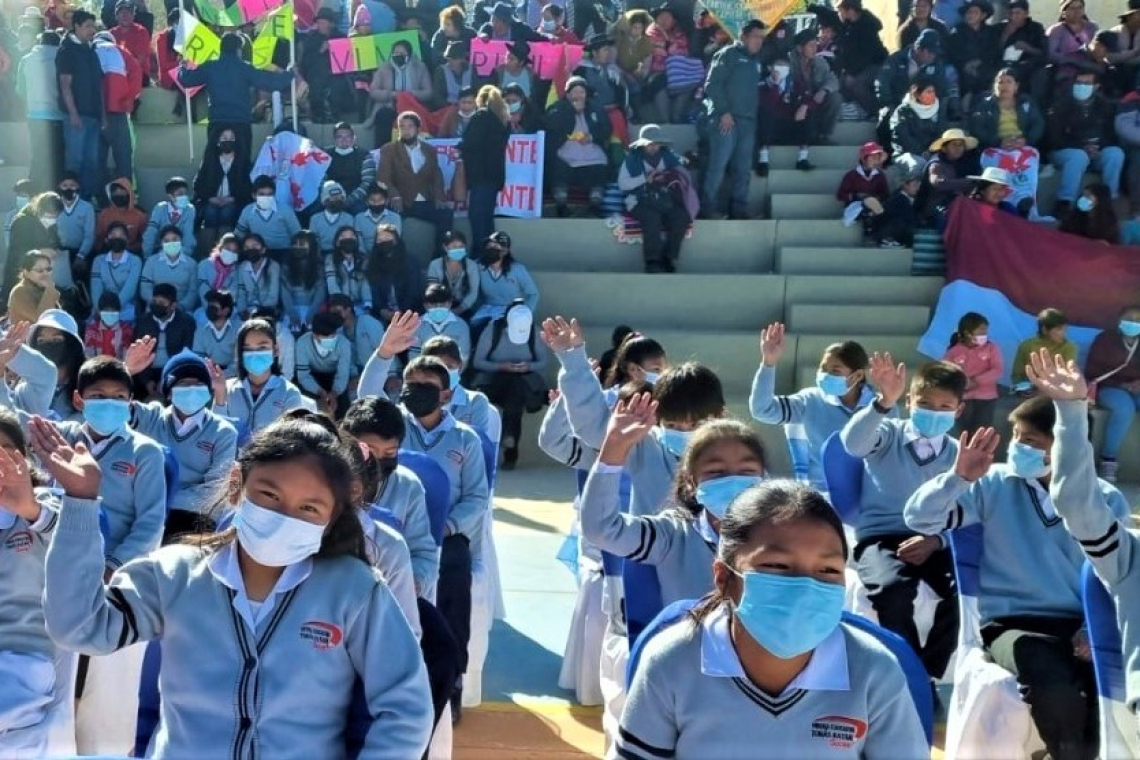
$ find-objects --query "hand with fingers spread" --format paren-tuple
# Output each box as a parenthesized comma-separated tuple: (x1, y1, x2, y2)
(124, 336, 157, 377)
(0, 322, 31, 371)
(869, 351, 907, 407)
(0, 447, 39, 521)
(205, 358, 228, 405)
(955, 427, 1000, 482)
(760, 322, 786, 367)
(541, 316, 585, 353)
(28, 416, 102, 500)
(376, 311, 421, 360)
(599, 392, 658, 466)
(1026, 348, 1088, 401)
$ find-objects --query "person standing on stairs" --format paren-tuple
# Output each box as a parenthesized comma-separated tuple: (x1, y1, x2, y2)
(700, 19, 765, 220)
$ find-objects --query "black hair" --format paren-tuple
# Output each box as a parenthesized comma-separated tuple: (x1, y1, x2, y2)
(286, 230, 322, 289)
(205, 289, 235, 310)
(242, 232, 267, 252)
(341, 395, 407, 443)
(105, 220, 129, 237)
(0, 408, 47, 487)
(220, 30, 244, 55)
(392, 40, 414, 56)
(1009, 394, 1055, 437)
(821, 340, 870, 379)
(611, 325, 634, 347)
(311, 311, 343, 336)
(332, 224, 363, 271)
(365, 182, 390, 199)
(421, 335, 463, 365)
(366, 226, 407, 282)
(77, 355, 133, 395)
(236, 319, 280, 380)
(442, 229, 467, 248)
(690, 480, 847, 624)
(158, 224, 183, 241)
(424, 283, 453, 305)
(21, 250, 49, 271)
(671, 419, 767, 518)
(653, 363, 725, 423)
(59, 170, 80, 185)
(33, 192, 63, 215)
(606, 334, 666, 387)
(1037, 307, 1067, 336)
(152, 282, 178, 302)
(164, 177, 189, 194)
(253, 174, 276, 192)
(327, 293, 355, 312)
(98, 291, 122, 310)
(398, 110, 422, 128)
(910, 74, 938, 94)
(404, 355, 450, 389)
(949, 311, 988, 348)
(911, 360, 969, 400)
(72, 9, 95, 26)
(333, 121, 355, 135)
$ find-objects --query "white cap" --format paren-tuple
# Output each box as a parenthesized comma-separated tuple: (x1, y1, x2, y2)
(506, 305, 533, 345)
(32, 308, 81, 343)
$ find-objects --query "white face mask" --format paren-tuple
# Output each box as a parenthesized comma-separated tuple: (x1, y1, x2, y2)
(255, 195, 276, 211)
(772, 64, 790, 81)
(334, 146, 355, 155)
(234, 498, 325, 567)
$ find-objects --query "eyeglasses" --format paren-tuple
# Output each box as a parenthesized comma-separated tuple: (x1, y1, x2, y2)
(31, 267, 53, 274)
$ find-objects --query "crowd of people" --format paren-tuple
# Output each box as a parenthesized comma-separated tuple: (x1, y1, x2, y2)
(3, 0, 1140, 758)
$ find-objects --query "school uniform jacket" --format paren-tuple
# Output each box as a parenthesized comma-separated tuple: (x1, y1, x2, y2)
(234, 260, 282, 316)
(216, 375, 306, 434)
(357, 511, 421, 637)
(0, 492, 59, 658)
(44, 497, 434, 759)
(140, 253, 198, 312)
(141, 202, 196, 256)
(90, 251, 143, 318)
(1, 344, 57, 420)
(370, 465, 439, 602)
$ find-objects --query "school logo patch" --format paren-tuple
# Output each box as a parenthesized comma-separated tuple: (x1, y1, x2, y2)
(300, 621, 344, 651)
(196, 440, 215, 454)
(110, 461, 137, 476)
(811, 716, 868, 749)
(5, 530, 33, 554)
(446, 449, 464, 465)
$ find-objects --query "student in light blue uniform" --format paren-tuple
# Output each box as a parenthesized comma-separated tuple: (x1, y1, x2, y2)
(192, 290, 239, 374)
(281, 231, 326, 333)
(615, 480, 928, 760)
(342, 396, 440, 602)
(414, 284, 472, 362)
(35, 413, 434, 759)
(425, 232, 480, 319)
(29, 309, 87, 422)
(140, 225, 198, 312)
(130, 350, 239, 539)
(89, 221, 142, 324)
(0, 410, 63, 760)
(55, 172, 95, 272)
(0, 327, 58, 421)
(324, 226, 372, 313)
(234, 233, 282, 317)
(840, 356, 964, 684)
(326, 294, 386, 382)
(471, 231, 539, 329)
(234, 176, 303, 256)
(906, 395, 1126, 760)
(296, 312, 353, 417)
(750, 323, 879, 492)
(309, 181, 356, 254)
(421, 335, 491, 438)
(353, 182, 403, 242)
(215, 319, 307, 435)
(196, 234, 240, 306)
(141, 177, 196, 256)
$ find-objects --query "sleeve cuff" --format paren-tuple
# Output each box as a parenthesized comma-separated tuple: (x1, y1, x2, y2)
(57, 496, 103, 535)
(594, 462, 623, 474)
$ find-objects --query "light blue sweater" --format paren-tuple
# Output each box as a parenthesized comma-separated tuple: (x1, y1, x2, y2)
(0, 492, 58, 657)
(131, 403, 238, 514)
(234, 260, 282, 315)
(196, 257, 237, 302)
(371, 465, 439, 600)
(477, 262, 539, 311)
(840, 406, 957, 542)
(906, 466, 1129, 624)
(1, 344, 57, 420)
(91, 251, 143, 320)
(352, 208, 403, 244)
(56, 198, 96, 261)
(296, 333, 352, 396)
(343, 314, 387, 374)
(44, 497, 434, 758)
(309, 210, 356, 253)
(411, 314, 472, 363)
(142, 202, 196, 256)
(216, 375, 307, 434)
(192, 320, 239, 370)
(140, 253, 198, 311)
(234, 205, 302, 250)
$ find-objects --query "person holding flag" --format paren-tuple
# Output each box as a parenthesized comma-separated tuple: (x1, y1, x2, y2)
(177, 31, 294, 164)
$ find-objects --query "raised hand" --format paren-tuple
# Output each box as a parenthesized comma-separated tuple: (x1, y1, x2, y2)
(124, 336, 157, 377)
(0, 322, 31, 370)
(541, 316, 585, 353)
(760, 322, 786, 367)
(205, 358, 228, 404)
(1026, 348, 1088, 401)
(377, 310, 421, 359)
(599, 392, 658, 465)
(869, 352, 907, 407)
(28, 417, 102, 500)
(0, 446, 39, 521)
(955, 427, 1000, 482)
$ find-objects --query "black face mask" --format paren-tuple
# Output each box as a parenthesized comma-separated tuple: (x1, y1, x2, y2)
(107, 238, 128, 253)
(391, 54, 408, 66)
(110, 194, 129, 208)
(151, 303, 170, 319)
(290, 246, 309, 259)
(482, 249, 503, 265)
(377, 456, 398, 478)
(244, 248, 264, 261)
(60, 188, 77, 201)
(34, 340, 68, 364)
(337, 239, 359, 254)
(206, 304, 225, 321)
(218, 140, 237, 154)
(367, 203, 387, 214)
(400, 383, 441, 418)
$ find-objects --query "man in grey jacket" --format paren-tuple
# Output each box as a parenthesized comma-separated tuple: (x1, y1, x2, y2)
(699, 19, 766, 219)
(789, 29, 841, 155)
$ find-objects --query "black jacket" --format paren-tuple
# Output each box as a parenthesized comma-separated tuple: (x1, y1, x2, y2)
(367, 243, 426, 315)
(1047, 93, 1119, 150)
(193, 152, 253, 205)
(897, 17, 950, 50)
(969, 94, 1045, 148)
(876, 48, 955, 109)
(135, 308, 196, 358)
(836, 12, 889, 75)
(544, 99, 612, 156)
(459, 108, 511, 189)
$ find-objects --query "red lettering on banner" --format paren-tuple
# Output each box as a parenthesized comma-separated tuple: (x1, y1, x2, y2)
(498, 184, 535, 211)
(505, 139, 538, 164)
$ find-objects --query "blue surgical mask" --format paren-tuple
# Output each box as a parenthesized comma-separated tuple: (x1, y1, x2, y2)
(658, 427, 693, 457)
(541, 18, 555, 31)
(83, 398, 131, 437)
(1076, 195, 1095, 212)
(1120, 320, 1140, 338)
(910, 407, 956, 438)
(316, 336, 339, 354)
(508, 101, 522, 114)
(173, 194, 190, 210)
(1008, 440, 1050, 480)
(426, 306, 451, 322)
(695, 474, 764, 519)
(640, 367, 661, 385)
(234, 498, 325, 567)
(171, 385, 212, 416)
(816, 371, 850, 397)
(731, 570, 845, 659)
(162, 240, 181, 258)
(242, 349, 275, 375)
(1073, 83, 1094, 101)
(100, 310, 121, 327)
(446, 247, 467, 261)
(448, 368, 462, 390)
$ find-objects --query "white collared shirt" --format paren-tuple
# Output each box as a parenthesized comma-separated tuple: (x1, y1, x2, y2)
(207, 542, 313, 630)
(164, 253, 185, 269)
(153, 313, 176, 331)
(207, 320, 233, 341)
(700, 606, 850, 695)
(903, 421, 946, 459)
(175, 408, 207, 436)
(697, 511, 719, 546)
(408, 409, 455, 447)
(83, 425, 126, 456)
(404, 141, 427, 201)
(1027, 477, 1058, 519)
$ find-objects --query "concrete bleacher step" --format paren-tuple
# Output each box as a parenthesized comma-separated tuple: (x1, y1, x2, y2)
(766, 168, 848, 195)
(767, 146, 860, 171)
(775, 220, 863, 249)
(785, 274, 943, 307)
(787, 303, 931, 336)
(778, 246, 913, 276)
(770, 193, 841, 220)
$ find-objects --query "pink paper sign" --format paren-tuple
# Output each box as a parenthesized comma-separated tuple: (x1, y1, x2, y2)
(469, 38, 583, 79)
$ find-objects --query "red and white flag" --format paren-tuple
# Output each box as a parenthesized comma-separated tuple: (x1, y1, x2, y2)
(251, 131, 331, 211)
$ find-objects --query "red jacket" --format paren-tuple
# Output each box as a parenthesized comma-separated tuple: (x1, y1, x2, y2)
(103, 43, 144, 114)
(155, 29, 181, 90)
(85, 321, 134, 360)
(112, 22, 152, 79)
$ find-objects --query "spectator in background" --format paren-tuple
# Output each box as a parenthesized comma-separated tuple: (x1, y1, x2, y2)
(537, 4, 580, 43)
(109, 0, 150, 84)
(235, 176, 302, 257)
(948, 0, 999, 112)
(358, 0, 397, 34)
(141, 225, 197, 312)
(193, 128, 250, 244)
(917, 127, 980, 224)
(101, 0, 153, 34)
(85, 291, 133, 359)
(835, 0, 889, 120)
(1116, 78, 1140, 220)
(56, 10, 104, 199)
(788, 28, 841, 165)
(7, 251, 58, 325)
(234, 233, 282, 317)
(965, 165, 1019, 214)
(503, 82, 542, 133)
(615, 9, 653, 118)
(354, 182, 403, 241)
(142, 176, 196, 256)
(300, 8, 352, 124)
(310, 181, 355, 254)
(378, 112, 454, 250)
(90, 221, 142, 323)
(416, 284, 472, 360)
(969, 68, 1045, 151)
(546, 76, 612, 217)
(998, 0, 1047, 95)
(574, 35, 629, 144)
(433, 41, 476, 109)
(54, 172, 96, 300)
(16, 30, 63, 191)
(440, 85, 479, 137)
(877, 30, 958, 143)
(368, 40, 433, 146)
(495, 40, 538, 101)
(479, 2, 542, 42)
(1047, 71, 1123, 216)
(753, 54, 795, 177)
(432, 5, 477, 62)
(1109, 0, 1140, 93)
(4, 193, 62, 295)
(281, 230, 326, 333)
(427, 230, 481, 316)
(1085, 306, 1140, 482)
(3, 180, 32, 255)
(366, 224, 424, 322)
(324, 123, 377, 214)
(1059, 182, 1120, 243)
(645, 4, 697, 124)
(473, 231, 539, 327)
(325, 225, 372, 312)
(836, 141, 890, 240)
(878, 161, 925, 246)
(96, 179, 146, 254)
(1010, 308, 1077, 388)
(458, 84, 508, 248)
(943, 311, 1003, 434)
(701, 20, 764, 219)
(618, 124, 691, 274)
(1047, 0, 1098, 68)
(154, 10, 185, 117)
(891, 77, 947, 161)
(898, 0, 949, 49)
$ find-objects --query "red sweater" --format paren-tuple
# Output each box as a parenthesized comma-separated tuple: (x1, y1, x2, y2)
(112, 22, 152, 79)
(836, 166, 889, 204)
(85, 321, 134, 360)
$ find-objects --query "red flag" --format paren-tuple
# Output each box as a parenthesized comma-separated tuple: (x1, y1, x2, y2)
(394, 92, 451, 137)
(545, 43, 571, 109)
